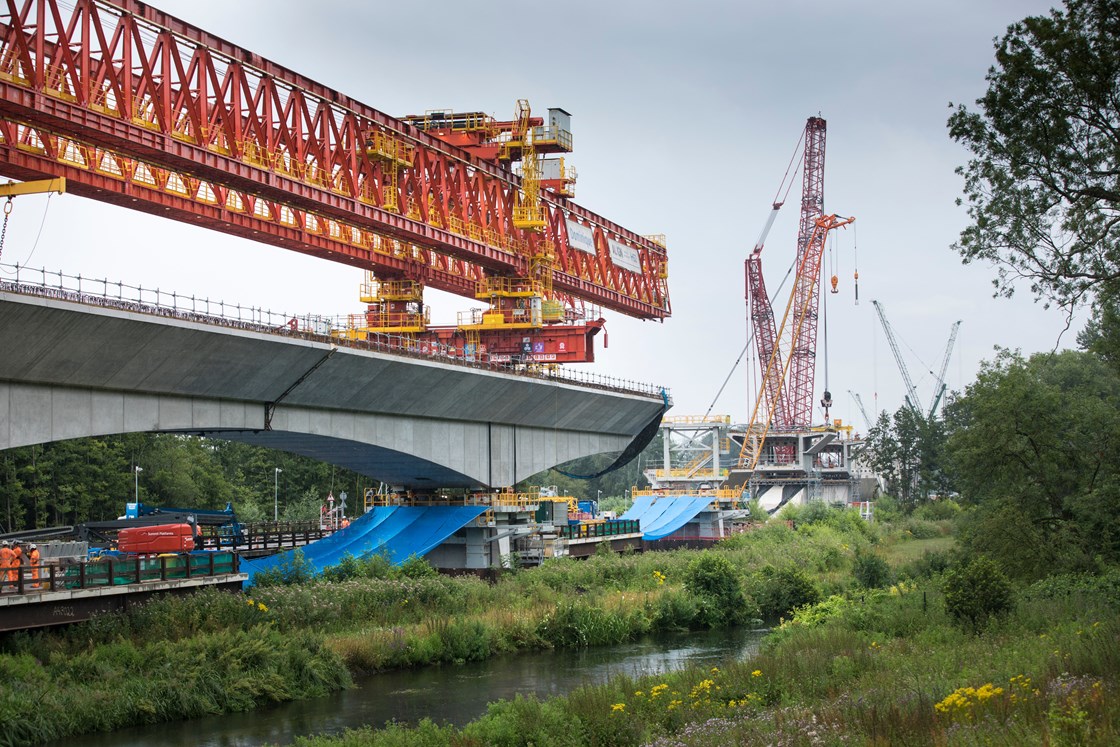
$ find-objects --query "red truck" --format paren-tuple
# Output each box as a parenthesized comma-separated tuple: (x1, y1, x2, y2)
(117, 524, 196, 555)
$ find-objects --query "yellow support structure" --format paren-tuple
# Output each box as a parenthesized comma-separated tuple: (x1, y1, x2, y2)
(0, 178, 66, 197)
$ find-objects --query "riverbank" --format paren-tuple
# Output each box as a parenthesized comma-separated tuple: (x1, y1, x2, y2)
(0, 508, 934, 746)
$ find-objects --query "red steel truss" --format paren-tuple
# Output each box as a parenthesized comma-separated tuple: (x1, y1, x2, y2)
(0, 0, 670, 319)
(783, 117, 826, 426)
(745, 252, 788, 428)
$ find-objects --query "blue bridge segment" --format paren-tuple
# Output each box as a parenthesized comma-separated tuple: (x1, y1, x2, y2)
(241, 505, 487, 583)
(620, 495, 712, 540)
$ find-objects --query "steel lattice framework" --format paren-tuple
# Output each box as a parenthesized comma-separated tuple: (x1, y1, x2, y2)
(0, 0, 670, 319)
(744, 117, 826, 430)
(783, 116, 826, 426)
(745, 224, 787, 428)
(738, 213, 854, 472)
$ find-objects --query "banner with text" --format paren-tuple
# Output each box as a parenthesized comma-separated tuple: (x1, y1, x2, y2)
(565, 219, 597, 255)
(607, 238, 642, 273)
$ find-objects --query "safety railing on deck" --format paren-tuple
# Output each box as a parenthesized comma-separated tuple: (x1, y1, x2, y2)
(0, 552, 240, 596)
(200, 522, 332, 554)
(0, 263, 669, 400)
(558, 519, 641, 539)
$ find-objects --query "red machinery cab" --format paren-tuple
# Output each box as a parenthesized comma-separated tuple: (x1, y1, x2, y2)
(117, 524, 196, 554)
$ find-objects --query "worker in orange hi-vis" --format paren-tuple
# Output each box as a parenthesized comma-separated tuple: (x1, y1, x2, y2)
(0, 540, 13, 591)
(29, 543, 42, 590)
(12, 542, 24, 589)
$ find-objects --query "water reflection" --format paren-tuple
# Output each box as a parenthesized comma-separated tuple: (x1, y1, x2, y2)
(66, 627, 766, 747)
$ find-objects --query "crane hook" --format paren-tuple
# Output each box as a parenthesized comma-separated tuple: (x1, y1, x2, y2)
(830, 274, 839, 294)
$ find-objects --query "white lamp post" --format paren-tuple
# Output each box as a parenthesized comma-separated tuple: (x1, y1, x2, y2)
(134, 465, 142, 504)
(274, 468, 282, 522)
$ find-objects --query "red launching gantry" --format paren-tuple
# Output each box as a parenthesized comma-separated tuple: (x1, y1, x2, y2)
(0, 2, 670, 365)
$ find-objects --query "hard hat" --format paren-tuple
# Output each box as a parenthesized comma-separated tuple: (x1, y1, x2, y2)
(1, 540, 8, 546)
(30, 544, 37, 549)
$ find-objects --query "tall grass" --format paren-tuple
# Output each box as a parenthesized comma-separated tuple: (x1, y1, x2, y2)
(291, 571, 1120, 747)
(0, 626, 349, 747)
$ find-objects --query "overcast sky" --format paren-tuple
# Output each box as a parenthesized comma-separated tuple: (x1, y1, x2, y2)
(1, 0, 1072, 428)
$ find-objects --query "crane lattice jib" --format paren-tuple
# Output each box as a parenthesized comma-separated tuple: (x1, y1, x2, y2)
(849, 390, 873, 431)
(745, 255, 789, 428)
(783, 117, 827, 427)
(927, 320, 962, 419)
(872, 300, 922, 415)
(737, 213, 854, 471)
(0, 0, 669, 320)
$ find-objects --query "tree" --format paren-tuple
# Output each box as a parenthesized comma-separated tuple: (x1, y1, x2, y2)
(943, 348, 1120, 576)
(943, 556, 1015, 633)
(948, 0, 1120, 313)
(1078, 289, 1120, 371)
(863, 407, 950, 508)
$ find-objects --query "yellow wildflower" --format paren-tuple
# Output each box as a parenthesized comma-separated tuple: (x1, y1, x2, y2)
(752, 669, 762, 677)
(611, 703, 626, 713)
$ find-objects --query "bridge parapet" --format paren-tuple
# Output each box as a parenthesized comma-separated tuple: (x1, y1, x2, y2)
(0, 269, 670, 488)
(0, 264, 667, 400)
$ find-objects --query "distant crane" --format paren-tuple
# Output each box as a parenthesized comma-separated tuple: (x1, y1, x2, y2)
(927, 320, 962, 419)
(872, 299, 961, 419)
(872, 300, 922, 415)
(848, 390, 875, 430)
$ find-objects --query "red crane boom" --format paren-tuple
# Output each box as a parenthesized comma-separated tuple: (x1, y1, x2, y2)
(744, 117, 826, 429)
(784, 116, 826, 427)
(0, 0, 669, 320)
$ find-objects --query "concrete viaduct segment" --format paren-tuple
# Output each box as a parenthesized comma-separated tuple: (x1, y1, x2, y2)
(0, 290, 667, 488)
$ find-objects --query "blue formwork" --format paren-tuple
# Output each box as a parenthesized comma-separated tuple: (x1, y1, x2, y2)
(241, 505, 486, 584)
(621, 495, 713, 541)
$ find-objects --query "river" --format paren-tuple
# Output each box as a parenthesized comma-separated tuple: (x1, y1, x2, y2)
(67, 627, 768, 747)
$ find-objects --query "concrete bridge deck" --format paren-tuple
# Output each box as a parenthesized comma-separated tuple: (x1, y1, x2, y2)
(0, 274, 668, 488)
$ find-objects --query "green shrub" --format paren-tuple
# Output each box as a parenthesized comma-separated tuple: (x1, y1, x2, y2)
(399, 555, 439, 578)
(319, 553, 366, 583)
(897, 549, 955, 580)
(942, 556, 1014, 632)
(252, 549, 316, 587)
(647, 588, 698, 631)
(536, 601, 636, 648)
(872, 494, 904, 522)
(852, 550, 892, 589)
(749, 565, 821, 621)
(683, 552, 757, 628)
(914, 499, 962, 521)
(902, 519, 941, 539)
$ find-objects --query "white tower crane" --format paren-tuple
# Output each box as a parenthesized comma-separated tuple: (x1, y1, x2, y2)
(871, 300, 923, 415)
(927, 320, 962, 419)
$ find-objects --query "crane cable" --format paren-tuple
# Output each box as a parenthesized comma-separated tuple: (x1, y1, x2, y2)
(703, 253, 799, 419)
(0, 192, 56, 273)
(704, 127, 808, 421)
(0, 197, 11, 265)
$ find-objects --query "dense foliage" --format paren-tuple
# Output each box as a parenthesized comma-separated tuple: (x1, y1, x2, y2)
(0, 434, 370, 532)
(943, 348, 1120, 578)
(863, 406, 950, 506)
